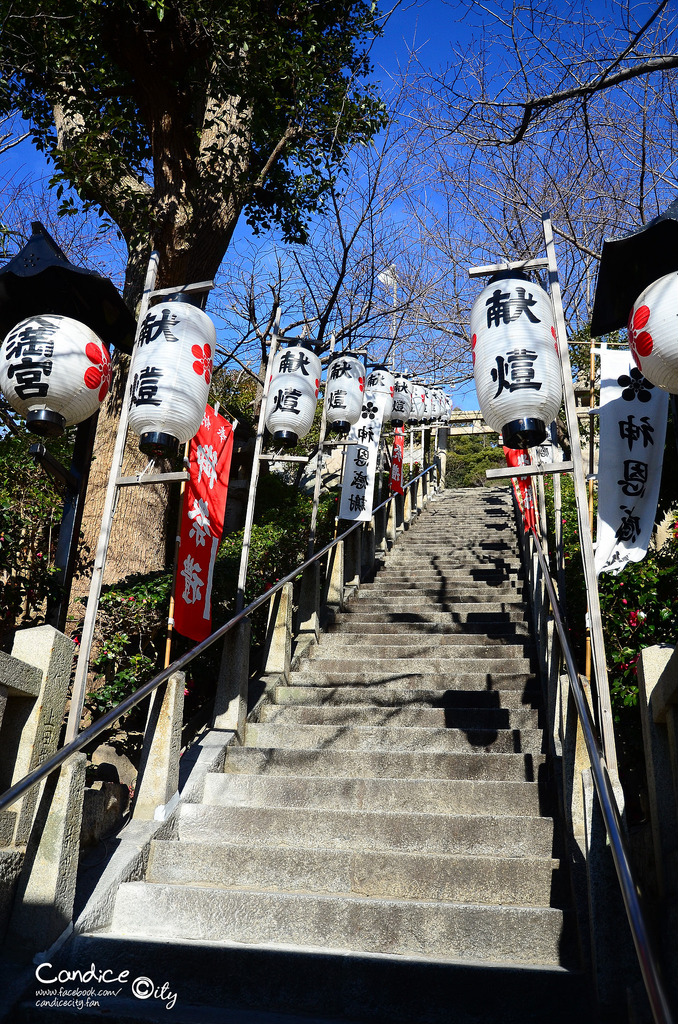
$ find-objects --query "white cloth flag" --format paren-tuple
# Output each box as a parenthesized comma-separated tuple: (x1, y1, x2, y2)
(595, 349, 668, 575)
(338, 390, 384, 521)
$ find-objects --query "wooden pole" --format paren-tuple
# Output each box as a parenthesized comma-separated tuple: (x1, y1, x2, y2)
(307, 335, 336, 559)
(66, 252, 160, 744)
(235, 311, 281, 613)
(542, 213, 617, 771)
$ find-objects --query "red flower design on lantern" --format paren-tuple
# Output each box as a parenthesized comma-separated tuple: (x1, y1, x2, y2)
(551, 326, 559, 354)
(472, 333, 477, 365)
(192, 343, 212, 383)
(83, 342, 112, 401)
(358, 376, 365, 393)
(628, 305, 653, 370)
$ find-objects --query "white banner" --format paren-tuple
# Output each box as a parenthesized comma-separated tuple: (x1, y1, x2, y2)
(338, 391, 384, 521)
(595, 349, 668, 575)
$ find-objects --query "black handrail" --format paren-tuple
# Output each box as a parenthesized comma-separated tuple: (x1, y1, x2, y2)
(528, 525, 674, 1024)
(0, 463, 437, 815)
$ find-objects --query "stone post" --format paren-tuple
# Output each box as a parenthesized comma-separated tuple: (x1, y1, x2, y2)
(262, 582, 293, 682)
(213, 619, 251, 738)
(0, 626, 74, 847)
(386, 498, 397, 547)
(132, 671, 185, 821)
(325, 539, 345, 611)
(363, 521, 376, 580)
(297, 563, 321, 644)
(344, 528, 362, 592)
(7, 753, 86, 954)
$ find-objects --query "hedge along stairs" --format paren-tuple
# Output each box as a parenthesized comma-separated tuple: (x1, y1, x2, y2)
(21, 487, 598, 1024)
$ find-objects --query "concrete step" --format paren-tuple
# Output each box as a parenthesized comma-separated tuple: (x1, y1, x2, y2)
(316, 633, 533, 656)
(341, 604, 529, 619)
(202, 771, 543, 816)
(109, 882, 570, 966)
(146, 838, 560, 906)
(274, 685, 540, 710)
(306, 644, 532, 665)
(177, 802, 554, 858)
(259, 703, 541, 731)
(30, 932, 596, 1024)
(296, 655, 532, 675)
(330, 617, 532, 636)
(244, 722, 544, 756)
(223, 746, 546, 782)
(289, 670, 539, 690)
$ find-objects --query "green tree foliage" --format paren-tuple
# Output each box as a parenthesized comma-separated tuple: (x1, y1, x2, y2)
(445, 432, 505, 488)
(0, 0, 386, 301)
(0, 424, 75, 648)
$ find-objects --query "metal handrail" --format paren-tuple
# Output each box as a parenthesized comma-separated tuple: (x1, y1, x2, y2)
(0, 463, 437, 816)
(528, 525, 674, 1024)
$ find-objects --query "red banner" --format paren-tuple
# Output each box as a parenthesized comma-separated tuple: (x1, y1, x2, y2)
(503, 446, 537, 533)
(390, 427, 405, 495)
(174, 406, 234, 641)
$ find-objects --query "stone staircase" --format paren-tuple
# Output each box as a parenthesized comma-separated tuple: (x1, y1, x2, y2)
(21, 486, 598, 1023)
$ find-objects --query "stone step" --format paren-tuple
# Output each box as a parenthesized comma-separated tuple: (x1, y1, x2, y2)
(202, 772, 543, 816)
(259, 703, 541, 731)
(296, 655, 532, 675)
(110, 882, 569, 966)
(178, 802, 554, 857)
(342, 598, 528, 614)
(43, 932, 596, 1024)
(274, 685, 540, 710)
(330, 617, 532, 636)
(289, 670, 538, 690)
(317, 631, 532, 651)
(306, 644, 532, 665)
(224, 746, 545, 782)
(244, 723, 544, 756)
(359, 586, 525, 601)
(146, 838, 560, 906)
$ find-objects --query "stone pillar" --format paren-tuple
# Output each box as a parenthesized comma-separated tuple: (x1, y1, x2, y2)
(403, 485, 412, 527)
(395, 493, 405, 536)
(297, 563, 320, 643)
(213, 619, 251, 738)
(0, 626, 74, 847)
(386, 498, 397, 547)
(325, 540, 345, 611)
(363, 521, 376, 579)
(262, 582, 293, 681)
(133, 671, 185, 821)
(344, 528, 362, 592)
(8, 753, 86, 954)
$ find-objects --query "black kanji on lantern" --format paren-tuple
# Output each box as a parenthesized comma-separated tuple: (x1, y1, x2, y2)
(329, 360, 352, 380)
(491, 349, 542, 398)
(130, 366, 163, 406)
(4, 316, 58, 398)
(272, 387, 302, 414)
(485, 287, 541, 329)
(279, 350, 311, 375)
(327, 390, 347, 409)
(139, 308, 180, 346)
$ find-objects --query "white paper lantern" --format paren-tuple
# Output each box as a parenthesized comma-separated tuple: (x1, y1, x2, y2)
(391, 373, 412, 426)
(628, 272, 678, 392)
(325, 352, 365, 433)
(265, 342, 321, 444)
(128, 300, 215, 456)
(0, 314, 112, 437)
(410, 382, 426, 423)
(471, 273, 562, 448)
(365, 364, 394, 423)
